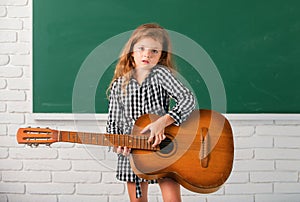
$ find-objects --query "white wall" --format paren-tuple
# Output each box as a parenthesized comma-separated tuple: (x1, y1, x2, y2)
(0, 0, 300, 201)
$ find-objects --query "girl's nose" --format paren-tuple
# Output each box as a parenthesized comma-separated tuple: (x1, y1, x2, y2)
(143, 49, 151, 57)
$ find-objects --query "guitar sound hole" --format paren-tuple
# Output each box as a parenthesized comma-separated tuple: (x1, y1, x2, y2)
(159, 137, 174, 155)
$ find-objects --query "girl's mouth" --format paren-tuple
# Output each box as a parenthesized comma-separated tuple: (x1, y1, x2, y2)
(142, 60, 149, 64)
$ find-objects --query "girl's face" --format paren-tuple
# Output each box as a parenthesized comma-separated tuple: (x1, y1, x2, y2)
(132, 37, 162, 69)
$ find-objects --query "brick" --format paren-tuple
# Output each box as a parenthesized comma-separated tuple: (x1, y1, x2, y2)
(0, 195, 7, 202)
(8, 195, 57, 202)
(207, 195, 253, 202)
(0, 31, 17, 42)
(24, 160, 71, 171)
(274, 183, 300, 193)
(53, 171, 101, 183)
(0, 124, 7, 134)
(105, 150, 118, 160)
(0, 113, 24, 124)
(255, 194, 300, 202)
(0, 43, 30, 54)
(59, 148, 105, 160)
(0, 159, 22, 170)
(234, 160, 274, 171)
(22, 18, 31, 30)
(10, 54, 30, 66)
(0, 136, 21, 147)
(255, 148, 300, 160)
(250, 171, 298, 182)
(10, 147, 58, 159)
(0, 6, 6, 17)
(232, 126, 255, 137)
(73, 160, 115, 172)
(7, 124, 22, 136)
(256, 125, 300, 136)
(2, 171, 51, 182)
(235, 136, 273, 149)
(0, 67, 23, 77)
(0, 19, 22, 30)
(0, 147, 8, 158)
(226, 172, 249, 183)
(0, 90, 25, 101)
(8, 78, 30, 89)
(109, 196, 133, 202)
(276, 160, 300, 171)
(0, 182, 24, 193)
(225, 183, 272, 194)
(274, 137, 300, 148)
(0, 103, 6, 112)
(18, 30, 30, 42)
(0, 55, 9, 65)
(0, 0, 28, 6)
(234, 149, 254, 160)
(7, 101, 31, 113)
(102, 172, 119, 183)
(59, 195, 108, 202)
(7, 6, 30, 17)
(27, 183, 75, 194)
(77, 183, 124, 195)
(0, 78, 7, 88)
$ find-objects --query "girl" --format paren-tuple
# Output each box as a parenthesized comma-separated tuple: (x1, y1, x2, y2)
(106, 23, 195, 202)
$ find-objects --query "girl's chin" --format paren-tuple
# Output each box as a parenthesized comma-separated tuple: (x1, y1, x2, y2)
(136, 64, 156, 69)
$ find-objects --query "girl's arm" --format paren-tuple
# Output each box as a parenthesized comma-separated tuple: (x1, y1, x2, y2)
(158, 66, 195, 125)
(143, 66, 196, 147)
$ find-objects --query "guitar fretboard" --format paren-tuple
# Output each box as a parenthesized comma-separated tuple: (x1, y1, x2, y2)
(59, 131, 159, 151)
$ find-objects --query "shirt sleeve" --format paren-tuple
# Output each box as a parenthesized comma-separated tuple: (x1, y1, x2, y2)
(106, 79, 124, 134)
(156, 66, 195, 125)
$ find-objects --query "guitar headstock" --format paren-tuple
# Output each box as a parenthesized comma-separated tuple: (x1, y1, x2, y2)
(17, 127, 59, 147)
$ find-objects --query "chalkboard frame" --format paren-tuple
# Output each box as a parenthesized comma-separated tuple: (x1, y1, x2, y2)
(33, 0, 300, 114)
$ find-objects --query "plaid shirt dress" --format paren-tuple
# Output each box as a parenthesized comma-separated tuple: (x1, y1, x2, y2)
(106, 65, 195, 198)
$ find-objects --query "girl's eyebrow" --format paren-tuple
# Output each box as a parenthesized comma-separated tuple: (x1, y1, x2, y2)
(136, 44, 161, 49)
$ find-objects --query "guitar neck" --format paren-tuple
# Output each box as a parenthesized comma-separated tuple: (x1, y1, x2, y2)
(58, 131, 159, 151)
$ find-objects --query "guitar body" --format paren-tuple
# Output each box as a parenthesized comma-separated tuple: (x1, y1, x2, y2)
(130, 109, 234, 193)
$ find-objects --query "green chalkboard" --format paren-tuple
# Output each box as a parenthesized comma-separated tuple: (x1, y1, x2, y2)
(33, 0, 300, 113)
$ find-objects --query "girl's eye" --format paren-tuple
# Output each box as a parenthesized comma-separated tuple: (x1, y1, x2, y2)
(138, 47, 144, 51)
(151, 49, 159, 54)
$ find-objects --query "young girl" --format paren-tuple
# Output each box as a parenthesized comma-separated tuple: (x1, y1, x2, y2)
(106, 23, 195, 202)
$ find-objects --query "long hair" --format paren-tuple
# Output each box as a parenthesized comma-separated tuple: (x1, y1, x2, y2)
(108, 23, 175, 92)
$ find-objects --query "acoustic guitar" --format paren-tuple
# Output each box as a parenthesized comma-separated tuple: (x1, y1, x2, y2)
(17, 109, 234, 194)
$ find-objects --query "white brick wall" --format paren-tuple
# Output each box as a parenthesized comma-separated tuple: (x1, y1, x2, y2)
(0, 0, 300, 201)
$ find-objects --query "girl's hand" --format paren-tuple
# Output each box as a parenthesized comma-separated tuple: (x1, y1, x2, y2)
(115, 146, 131, 156)
(141, 114, 174, 147)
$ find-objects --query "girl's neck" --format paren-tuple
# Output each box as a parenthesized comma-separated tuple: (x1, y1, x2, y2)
(134, 66, 152, 85)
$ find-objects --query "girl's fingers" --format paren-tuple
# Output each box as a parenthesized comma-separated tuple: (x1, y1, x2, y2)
(116, 146, 122, 154)
(123, 146, 131, 156)
(151, 133, 166, 147)
(116, 146, 131, 156)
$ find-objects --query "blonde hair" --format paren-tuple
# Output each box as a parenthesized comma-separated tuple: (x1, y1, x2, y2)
(108, 23, 175, 92)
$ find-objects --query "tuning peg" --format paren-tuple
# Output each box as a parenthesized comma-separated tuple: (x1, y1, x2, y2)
(33, 143, 39, 147)
(46, 143, 51, 148)
(27, 143, 33, 147)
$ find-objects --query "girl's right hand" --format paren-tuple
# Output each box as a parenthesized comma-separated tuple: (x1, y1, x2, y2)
(115, 146, 131, 156)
